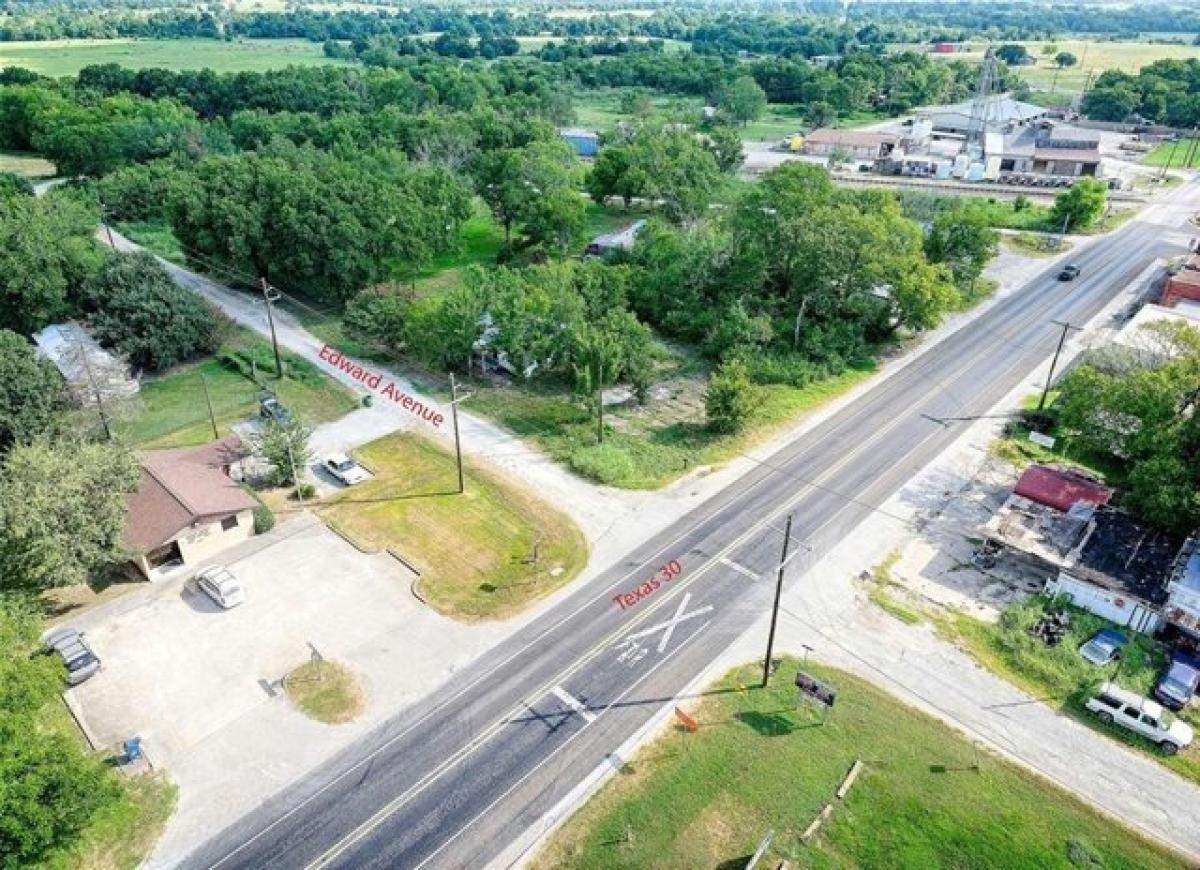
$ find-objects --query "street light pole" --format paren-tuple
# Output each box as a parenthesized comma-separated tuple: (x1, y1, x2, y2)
(260, 278, 283, 379)
(1037, 320, 1081, 412)
(762, 513, 794, 688)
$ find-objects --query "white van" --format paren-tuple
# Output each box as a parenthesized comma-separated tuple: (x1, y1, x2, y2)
(1085, 682, 1194, 755)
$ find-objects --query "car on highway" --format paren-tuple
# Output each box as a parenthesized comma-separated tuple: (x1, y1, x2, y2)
(195, 565, 246, 609)
(259, 393, 293, 425)
(1154, 652, 1200, 711)
(324, 453, 370, 486)
(1086, 682, 1194, 754)
(44, 627, 101, 686)
(1058, 264, 1081, 281)
(1079, 628, 1128, 666)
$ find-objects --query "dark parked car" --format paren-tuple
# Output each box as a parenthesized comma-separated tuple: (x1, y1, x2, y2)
(259, 393, 293, 425)
(44, 627, 101, 686)
(1155, 653, 1200, 711)
(1058, 264, 1081, 281)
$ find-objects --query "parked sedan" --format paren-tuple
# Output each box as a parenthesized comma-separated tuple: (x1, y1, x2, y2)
(1079, 628, 1128, 666)
(44, 627, 101, 686)
(195, 565, 246, 609)
(1155, 653, 1200, 711)
(1057, 264, 1081, 281)
(324, 453, 370, 486)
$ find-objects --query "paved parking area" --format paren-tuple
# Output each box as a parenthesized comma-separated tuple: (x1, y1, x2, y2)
(68, 517, 421, 761)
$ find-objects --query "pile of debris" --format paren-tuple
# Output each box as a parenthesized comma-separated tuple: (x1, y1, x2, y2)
(1030, 609, 1071, 646)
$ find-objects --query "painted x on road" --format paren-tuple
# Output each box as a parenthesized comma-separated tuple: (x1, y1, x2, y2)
(622, 593, 714, 653)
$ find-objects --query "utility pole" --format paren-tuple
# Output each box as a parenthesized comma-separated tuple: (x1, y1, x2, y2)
(200, 373, 219, 440)
(260, 278, 283, 379)
(448, 373, 473, 495)
(1037, 320, 1081, 412)
(762, 513, 794, 688)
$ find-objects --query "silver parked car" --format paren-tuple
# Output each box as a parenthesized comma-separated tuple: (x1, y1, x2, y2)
(1086, 681, 1194, 755)
(44, 627, 101, 686)
(324, 453, 369, 486)
(195, 565, 246, 609)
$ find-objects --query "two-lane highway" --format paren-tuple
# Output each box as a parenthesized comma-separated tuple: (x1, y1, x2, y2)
(185, 182, 1199, 870)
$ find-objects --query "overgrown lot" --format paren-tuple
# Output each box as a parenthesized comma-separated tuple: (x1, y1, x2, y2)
(535, 658, 1184, 869)
(319, 432, 587, 620)
(940, 596, 1200, 786)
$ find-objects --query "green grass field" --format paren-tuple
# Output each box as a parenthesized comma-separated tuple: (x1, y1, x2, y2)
(113, 328, 358, 448)
(941, 597, 1200, 787)
(943, 39, 1200, 94)
(0, 149, 56, 179)
(319, 432, 587, 620)
(0, 38, 346, 77)
(535, 659, 1184, 869)
(1145, 139, 1200, 169)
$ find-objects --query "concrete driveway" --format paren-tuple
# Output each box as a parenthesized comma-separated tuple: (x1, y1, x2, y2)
(68, 516, 419, 761)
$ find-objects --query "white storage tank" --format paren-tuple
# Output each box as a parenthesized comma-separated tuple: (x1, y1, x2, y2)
(951, 153, 970, 178)
(966, 162, 985, 182)
(935, 160, 953, 179)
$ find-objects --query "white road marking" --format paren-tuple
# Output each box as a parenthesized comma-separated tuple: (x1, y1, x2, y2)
(719, 556, 759, 581)
(550, 686, 596, 723)
(623, 593, 714, 654)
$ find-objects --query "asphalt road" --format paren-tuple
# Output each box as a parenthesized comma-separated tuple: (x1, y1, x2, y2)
(185, 182, 1199, 870)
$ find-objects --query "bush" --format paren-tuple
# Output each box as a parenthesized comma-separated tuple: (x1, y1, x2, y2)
(252, 503, 275, 534)
(742, 352, 822, 388)
(705, 358, 761, 434)
(80, 252, 223, 371)
(569, 442, 637, 486)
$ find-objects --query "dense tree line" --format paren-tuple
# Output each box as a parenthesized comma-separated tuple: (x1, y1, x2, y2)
(1081, 59, 1200, 127)
(845, 2, 1200, 39)
(1055, 321, 1200, 534)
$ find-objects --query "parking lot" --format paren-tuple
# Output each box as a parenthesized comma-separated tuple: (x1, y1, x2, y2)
(67, 516, 421, 761)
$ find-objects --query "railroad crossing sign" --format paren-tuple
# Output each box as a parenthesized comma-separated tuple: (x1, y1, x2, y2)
(623, 593, 714, 654)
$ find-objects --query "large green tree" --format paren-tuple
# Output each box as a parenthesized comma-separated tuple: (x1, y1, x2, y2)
(586, 128, 720, 224)
(719, 75, 768, 125)
(1052, 178, 1108, 231)
(0, 195, 103, 335)
(475, 139, 581, 248)
(924, 203, 1000, 293)
(80, 252, 224, 371)
(0, 330, 67, 451)
(1056, 321, 1200, 532)
(0, 439, 141, 591)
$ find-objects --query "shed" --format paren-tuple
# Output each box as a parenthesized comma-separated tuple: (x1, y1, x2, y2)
(560, 128, 600, 158)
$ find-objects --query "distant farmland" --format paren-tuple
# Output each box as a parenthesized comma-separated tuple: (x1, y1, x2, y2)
(0, 38, 348, 77)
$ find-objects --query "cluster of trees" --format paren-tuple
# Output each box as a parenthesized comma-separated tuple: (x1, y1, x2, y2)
(172, 143, 472, 303)
(348, 259, 654, 408)
(587, 126, 728, 224)
(1055, 321, 1200, 534)
(554, 46, 983, 117)
(625, 163, 960, 378)
(1081, 59, 1200, 127)
(845, 2, 1200, 38)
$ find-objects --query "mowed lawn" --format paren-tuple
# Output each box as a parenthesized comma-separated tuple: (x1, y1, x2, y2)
(0, 149, 56, 178)
(0, 37, 347, 77)
(319, 433, 587, 620)
(114, 329, 358, 448)
(535, 659, 1186, 869)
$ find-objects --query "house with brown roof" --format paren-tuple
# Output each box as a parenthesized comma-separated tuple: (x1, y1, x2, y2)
(123, 436, 258, 578)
